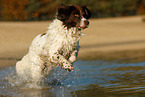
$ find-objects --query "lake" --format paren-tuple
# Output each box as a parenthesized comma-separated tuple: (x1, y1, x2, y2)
(0, 60, 145, 97)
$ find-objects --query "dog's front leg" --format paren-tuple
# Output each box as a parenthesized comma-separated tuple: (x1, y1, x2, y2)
(69, 50, 78, 63)
(69, 44, 80, 63)
(51, 53, 74, 71)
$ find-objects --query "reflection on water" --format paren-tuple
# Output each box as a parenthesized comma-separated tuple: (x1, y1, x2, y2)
(0, 60, 145, 97)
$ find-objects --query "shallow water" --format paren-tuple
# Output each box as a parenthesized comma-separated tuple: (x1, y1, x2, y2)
(0, 60, 145, 97)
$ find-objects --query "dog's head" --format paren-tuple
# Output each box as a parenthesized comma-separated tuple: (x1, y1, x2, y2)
(57, 5, 91, 30)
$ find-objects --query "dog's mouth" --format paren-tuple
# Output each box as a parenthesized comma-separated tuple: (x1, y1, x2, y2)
(77, 25, 89, 30)
(77, 20, 89, 30)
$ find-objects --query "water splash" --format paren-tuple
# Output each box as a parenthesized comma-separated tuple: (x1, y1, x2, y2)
(6, 65, 80, 90)
(1, 65, 80, 97)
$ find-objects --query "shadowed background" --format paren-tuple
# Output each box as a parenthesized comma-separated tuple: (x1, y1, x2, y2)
(0, 0, 145, 21)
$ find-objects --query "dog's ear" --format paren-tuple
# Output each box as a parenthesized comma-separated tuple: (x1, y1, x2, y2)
(82, 6, 91, 19)
(57, 5, 70, 21)
(57, 5, 76, 21)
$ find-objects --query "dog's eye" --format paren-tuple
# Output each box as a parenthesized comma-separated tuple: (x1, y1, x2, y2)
(74, 14, 80, 18)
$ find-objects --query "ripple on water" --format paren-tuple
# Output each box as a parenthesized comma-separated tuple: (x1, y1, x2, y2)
(0, 61, 145, 97)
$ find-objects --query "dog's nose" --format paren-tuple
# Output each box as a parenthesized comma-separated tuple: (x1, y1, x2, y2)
(84, 20, 89, 25)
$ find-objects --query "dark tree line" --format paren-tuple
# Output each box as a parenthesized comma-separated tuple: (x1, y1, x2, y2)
(0, 0, 144, 21)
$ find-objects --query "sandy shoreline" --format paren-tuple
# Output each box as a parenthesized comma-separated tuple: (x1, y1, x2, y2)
(0, 16, 145, 67)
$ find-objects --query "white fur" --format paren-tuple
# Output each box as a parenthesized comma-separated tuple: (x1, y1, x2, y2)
(80, 17, 87, 27)
(16, 19, 82, 82)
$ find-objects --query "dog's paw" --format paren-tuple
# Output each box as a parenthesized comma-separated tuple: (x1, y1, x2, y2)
(65, 67, 74, 72)
(61, 63, 74, 71)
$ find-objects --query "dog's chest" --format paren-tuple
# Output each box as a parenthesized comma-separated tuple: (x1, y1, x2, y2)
(59, 34, 78, 57)
(44, 19, 82, 57)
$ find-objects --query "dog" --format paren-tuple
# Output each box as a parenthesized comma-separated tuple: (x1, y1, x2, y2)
(16, 5, 91, 82)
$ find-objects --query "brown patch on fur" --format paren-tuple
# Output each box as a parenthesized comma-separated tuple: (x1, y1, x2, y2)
(57, 5, 91, 28)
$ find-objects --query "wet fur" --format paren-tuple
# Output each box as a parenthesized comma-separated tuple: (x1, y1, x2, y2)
(16, 19, 82, 82)
(16, 5, 91, 82)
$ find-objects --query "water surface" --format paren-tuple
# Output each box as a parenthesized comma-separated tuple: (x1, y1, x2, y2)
(0, 60, 145, 97)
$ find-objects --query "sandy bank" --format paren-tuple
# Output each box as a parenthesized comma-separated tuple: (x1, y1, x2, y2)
(0, 16, 145, 67)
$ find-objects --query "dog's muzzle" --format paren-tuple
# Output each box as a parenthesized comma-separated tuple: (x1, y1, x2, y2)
(79, 20, 89, 29)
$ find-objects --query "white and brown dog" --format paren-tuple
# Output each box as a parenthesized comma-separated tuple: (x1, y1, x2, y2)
(16, 5, 91, 82)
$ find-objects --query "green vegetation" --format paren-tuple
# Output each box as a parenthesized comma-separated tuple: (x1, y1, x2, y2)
(0, 0, 144, 21)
